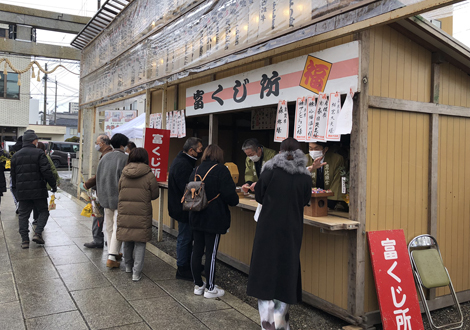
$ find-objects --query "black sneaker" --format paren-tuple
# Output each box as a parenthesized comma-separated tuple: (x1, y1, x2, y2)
(32, 233, 45, 245)
(84, 242, 104, 249)
(21, 241, 29, 249)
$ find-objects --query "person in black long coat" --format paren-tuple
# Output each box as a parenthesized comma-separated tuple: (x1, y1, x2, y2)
(247, 138, 312, 330)
(188, 144, 239, 299)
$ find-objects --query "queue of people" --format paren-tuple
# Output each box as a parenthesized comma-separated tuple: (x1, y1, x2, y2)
(1, 129, 347, 330)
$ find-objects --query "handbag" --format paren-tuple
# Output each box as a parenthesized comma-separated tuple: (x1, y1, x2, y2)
(181, 164, 219, 212)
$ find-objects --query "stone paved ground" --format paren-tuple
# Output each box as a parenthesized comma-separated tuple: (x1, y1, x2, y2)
(0, 187, 262, 330)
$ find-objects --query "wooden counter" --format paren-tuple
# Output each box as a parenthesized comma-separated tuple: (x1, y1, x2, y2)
(157, 182, 358, 231)
(237, 197, 359, 231)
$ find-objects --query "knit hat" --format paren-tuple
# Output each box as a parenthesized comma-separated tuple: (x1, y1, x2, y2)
(23, 130, 38, 142)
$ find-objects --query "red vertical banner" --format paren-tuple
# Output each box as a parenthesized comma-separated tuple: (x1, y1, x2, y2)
(367, 230, 424, 330)
(144, 128, 170, 182)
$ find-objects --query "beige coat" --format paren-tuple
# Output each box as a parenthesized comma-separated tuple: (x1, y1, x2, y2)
(116, 163, 159, 242)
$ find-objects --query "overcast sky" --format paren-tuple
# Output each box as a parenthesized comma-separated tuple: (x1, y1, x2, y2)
(1, 0, 469, 114)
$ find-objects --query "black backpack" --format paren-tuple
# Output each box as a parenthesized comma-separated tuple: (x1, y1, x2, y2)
(181, 164, 219, 212)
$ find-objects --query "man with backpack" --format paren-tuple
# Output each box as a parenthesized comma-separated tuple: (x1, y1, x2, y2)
(168, 137, 203, 280)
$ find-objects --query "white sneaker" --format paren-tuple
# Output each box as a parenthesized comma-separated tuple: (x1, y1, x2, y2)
(194, 282, 206, 295)
(204, 285, 225, 299)
(132, 273, 142, 281)
(125, 266, 132, 273)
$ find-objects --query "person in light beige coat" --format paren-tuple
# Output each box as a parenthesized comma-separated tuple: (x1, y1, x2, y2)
(116, 148, 159, 281)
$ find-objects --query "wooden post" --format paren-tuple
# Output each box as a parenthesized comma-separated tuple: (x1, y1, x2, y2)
(88, 108, 95, 180)
(157, 86, 167, 242)
(347, 30, 369, 321)
(209, 114, 218, 144)
(428, 53, 442, 301)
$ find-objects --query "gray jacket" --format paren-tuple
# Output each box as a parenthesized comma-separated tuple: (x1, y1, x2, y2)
(96, 149, 128, 209)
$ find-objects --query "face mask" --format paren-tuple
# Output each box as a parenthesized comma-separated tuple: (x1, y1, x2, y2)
(94, 144, 101, 151)
(249, 155, 260, 162)
(309, 150, 323, 160)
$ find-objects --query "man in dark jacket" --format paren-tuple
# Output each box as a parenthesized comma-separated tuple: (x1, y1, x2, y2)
(11, 130, 57, 249)
(83, 134, 114, 249)
(168, 137, 203, 280)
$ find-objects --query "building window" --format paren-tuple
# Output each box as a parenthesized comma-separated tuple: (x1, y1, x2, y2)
(69, 128, 78, 136)
(0, 72, 20, 99)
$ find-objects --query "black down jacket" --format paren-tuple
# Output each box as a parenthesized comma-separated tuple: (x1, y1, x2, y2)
(168, 151, 197, 223)
(11, 143, 57, 200)
(188, 160, 239, 234)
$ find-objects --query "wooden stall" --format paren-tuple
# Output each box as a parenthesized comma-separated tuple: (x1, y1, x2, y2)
(75, 0, 470, 327)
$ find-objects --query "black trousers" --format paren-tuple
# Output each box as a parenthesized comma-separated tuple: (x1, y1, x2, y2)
(191, 230, 220, 291)
(92, 215, 104, 245)
(18, 199, 49, 241)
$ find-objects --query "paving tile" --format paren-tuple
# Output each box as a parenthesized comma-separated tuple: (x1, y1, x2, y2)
(45, 245, 89, 266)
(195, 309, 259, 330)
(130, 296, 208, 330)
(58, 224, 92, 238)
(105, 272, 166, 301)
(16, 278, 76, 319)
(0, 301, 25, 330)
(141, 253, 176, 282)
(156, 279, 230, 313)
(56, 262, 111, 292)
(25, 310, 88, 330)
(102, 323, 151, 330)
(41, 232, 75, 247)
(11, 257, 59, 283)
(48, 208, 76, 219)
(0, 272, 17, 304)
(71, 286, 142, 330)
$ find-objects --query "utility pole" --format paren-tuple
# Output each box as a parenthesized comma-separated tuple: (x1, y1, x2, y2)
(54, 77, 57, 124)
(98, 0, 101, 10)
(43, 63, 47, 125)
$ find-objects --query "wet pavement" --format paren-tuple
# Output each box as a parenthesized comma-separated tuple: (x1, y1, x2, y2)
(0, 188, 261, 330)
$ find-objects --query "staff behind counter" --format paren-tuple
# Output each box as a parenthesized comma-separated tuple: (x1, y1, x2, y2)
(306, 141, 346, 210)
(240, 138, 276, 193)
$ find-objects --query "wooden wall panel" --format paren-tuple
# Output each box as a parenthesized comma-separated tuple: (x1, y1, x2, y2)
(369, 26, 431, 102)
(364, 108, 430, 312)
(439, 62, 470, 108)
(436, 116, 470, 297)
(152, 189, 172, 228)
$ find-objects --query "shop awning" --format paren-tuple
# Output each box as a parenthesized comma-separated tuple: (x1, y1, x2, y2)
(70, 0, 131, 50)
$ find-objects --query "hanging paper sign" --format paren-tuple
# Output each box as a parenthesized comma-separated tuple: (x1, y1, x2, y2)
(335, 88, 354, 134)
(326, 92, 341, 141)
(274, 100, 288, 142)
(180, 110, 186, 138)
(165, 112, 170, 130)
(154, 113, 162, 129)
(176, 110, 182, 138)
(149, 113, 162, 129)
(368, 230, 424, 330)
(144, 128, 171, 182)
(313, 93, 328, 142)
(170, 111, 178, 137)
(306, 96, 317, 142)
(294, 97, 307, 142)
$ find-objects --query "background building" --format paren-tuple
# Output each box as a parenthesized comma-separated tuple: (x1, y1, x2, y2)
(0, 54, 30, 146)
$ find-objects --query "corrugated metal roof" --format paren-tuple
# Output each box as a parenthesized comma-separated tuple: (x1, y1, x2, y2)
(70, 0, 131, 50)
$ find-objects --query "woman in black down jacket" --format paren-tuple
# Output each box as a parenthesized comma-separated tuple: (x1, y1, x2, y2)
(188, 144, 239, 299)
(247, 138, 312, 330)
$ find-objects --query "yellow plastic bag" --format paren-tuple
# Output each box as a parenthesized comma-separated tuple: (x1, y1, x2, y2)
(5, 159, 10, 169)
(80, 203, 93, 217)
(48, 194, 56, 211)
